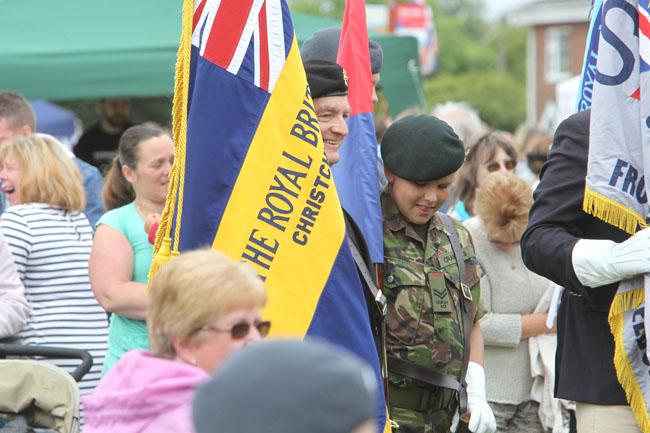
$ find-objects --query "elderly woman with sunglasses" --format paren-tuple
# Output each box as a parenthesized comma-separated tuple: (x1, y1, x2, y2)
(83, 249, 270, 433)
(452, 131, 518, 222)
(463, 173, 555, 432)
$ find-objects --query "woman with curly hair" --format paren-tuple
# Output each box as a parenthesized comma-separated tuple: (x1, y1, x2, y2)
(463, 172, 555, 432)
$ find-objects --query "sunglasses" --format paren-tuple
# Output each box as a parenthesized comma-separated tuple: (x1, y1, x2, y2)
(205, 320, 271, 339)
(484, 159, 516, 173)
(465, 131, 516, 164)
(526, 152, 548, 165)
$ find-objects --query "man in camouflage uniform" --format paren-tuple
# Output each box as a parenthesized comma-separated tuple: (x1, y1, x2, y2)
(380, 115, 496, 433)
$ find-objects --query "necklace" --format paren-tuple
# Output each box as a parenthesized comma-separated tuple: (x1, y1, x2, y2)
(134, 200, 163, 220)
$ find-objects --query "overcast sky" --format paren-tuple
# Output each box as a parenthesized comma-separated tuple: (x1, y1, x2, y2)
(484, 0, 533, 21)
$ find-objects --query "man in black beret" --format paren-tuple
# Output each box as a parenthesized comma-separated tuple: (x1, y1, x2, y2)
(304, 59, 385, 374)
(300, 26, 387, 191)
(301, 27, 383, 103)
(380, 114, 496, 433)
(304, 59, 350, 166)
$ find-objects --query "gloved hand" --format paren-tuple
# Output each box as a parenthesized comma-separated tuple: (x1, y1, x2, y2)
(572, 228, 650, 287)
(465, 361, 496, 433)
(450, 410, 459, 432)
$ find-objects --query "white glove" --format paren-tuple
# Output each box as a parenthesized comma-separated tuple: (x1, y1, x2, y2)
(572, 228, 650, 287)
(450, 411, 459, 432)
(465, 361, 496, 433)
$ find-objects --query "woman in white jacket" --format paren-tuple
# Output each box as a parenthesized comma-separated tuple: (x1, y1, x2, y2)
(0, 230, 29, 339)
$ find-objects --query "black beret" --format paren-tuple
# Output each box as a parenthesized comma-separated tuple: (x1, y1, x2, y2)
(193, 339, 377, 433)
(301, 27, 383, 74)
(381, 114, 465, 182)
(304, 60, 348, 99)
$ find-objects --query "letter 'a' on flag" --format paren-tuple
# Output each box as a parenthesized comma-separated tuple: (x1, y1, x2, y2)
(150, 0, 387, 430)
(581, 1, 650, 431)
(332, 0, 384, 265)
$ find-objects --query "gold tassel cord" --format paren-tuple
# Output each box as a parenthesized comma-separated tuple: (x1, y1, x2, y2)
(609, 288, 650, 433)
(148, 0, 193, 283)
(583, 188, 647, 235)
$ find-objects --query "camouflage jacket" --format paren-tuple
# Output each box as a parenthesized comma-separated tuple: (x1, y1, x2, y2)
(381, 191, 483, 389)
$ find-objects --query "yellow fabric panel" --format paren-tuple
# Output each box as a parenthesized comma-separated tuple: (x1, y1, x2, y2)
(212, 38, 345, 336)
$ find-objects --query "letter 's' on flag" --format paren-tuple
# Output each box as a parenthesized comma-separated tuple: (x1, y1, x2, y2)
(332, 0, 384, 264)
(581, 1, 650, 431)
(150, 0, 386, 430)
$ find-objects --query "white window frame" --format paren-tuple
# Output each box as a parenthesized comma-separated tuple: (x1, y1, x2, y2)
(545, 26, 572, 83)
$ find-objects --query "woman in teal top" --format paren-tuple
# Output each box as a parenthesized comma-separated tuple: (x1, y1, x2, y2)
(89, 124, 174, 373)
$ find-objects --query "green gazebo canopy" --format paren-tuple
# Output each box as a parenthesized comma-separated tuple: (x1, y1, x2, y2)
(0, 0, 424, 116)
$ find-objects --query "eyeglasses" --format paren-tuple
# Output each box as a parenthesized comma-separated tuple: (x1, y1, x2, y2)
(205, 320, 271, 339)
(465, 131, 517, 166)
(483, 159, 516, 173)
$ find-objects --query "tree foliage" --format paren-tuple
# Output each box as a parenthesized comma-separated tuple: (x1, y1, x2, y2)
(426, 0, 526, 131)
(288, 0, 528, 132)
(425, 71, 525, 132)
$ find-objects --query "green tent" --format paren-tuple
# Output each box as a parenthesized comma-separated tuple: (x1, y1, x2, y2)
(293, 13, 427, 116)
(0, 0, 424, 116)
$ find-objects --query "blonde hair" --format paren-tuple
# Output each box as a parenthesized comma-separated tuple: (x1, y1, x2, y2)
(0, 134, 84, 212)
(474, 172, 531, 243)
(147, 249, 268, 359)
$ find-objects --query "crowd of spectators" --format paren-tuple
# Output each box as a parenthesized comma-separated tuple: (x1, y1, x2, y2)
(0, 54, 560, 431)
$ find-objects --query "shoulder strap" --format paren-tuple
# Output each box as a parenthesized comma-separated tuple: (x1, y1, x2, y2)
(439, 213, 466, 288)
(347, 237, 387, 316)
(438, 212, 472, 415)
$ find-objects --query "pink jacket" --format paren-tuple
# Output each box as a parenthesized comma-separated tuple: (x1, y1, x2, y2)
(82, 350, 208, 433)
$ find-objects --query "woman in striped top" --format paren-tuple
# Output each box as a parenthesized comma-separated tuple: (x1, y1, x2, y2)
(0, 134, 108, 396)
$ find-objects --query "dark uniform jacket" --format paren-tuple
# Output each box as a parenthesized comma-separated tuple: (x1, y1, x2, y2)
(343, 208, 383, 356)
(520, 109, 628, 404)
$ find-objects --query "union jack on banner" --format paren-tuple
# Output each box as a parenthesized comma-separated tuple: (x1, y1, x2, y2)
(151, 0, 388, 431)
(191, 0, 289, 92)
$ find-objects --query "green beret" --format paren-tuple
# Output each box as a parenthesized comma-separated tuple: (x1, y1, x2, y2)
(304, 60, 348, 99)
(381, 115, 465, 182)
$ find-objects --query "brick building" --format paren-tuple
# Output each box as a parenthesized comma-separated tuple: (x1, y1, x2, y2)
(509, 0, 592, 129)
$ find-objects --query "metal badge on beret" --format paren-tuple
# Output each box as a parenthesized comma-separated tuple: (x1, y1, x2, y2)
(304, 59, 348, 99)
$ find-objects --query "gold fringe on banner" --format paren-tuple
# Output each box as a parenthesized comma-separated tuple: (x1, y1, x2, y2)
(609, 287, 644, 317)
(608, 288, 650, 433)
(147, 0, 193, 283)
(583, 188, 646, 235)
